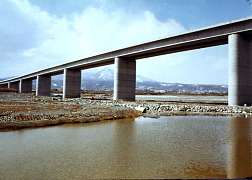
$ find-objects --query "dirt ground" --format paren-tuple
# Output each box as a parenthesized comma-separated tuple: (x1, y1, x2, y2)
(0, 92, 251, 131)
(0, 92, 140, 131)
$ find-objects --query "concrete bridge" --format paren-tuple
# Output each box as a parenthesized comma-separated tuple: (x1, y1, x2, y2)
(0, 16, 252, 106)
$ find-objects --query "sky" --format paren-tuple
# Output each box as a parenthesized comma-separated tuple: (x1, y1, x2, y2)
(0, 0, 251, 84)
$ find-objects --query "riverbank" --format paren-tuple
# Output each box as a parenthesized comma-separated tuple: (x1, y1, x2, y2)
(0, 93, 140, 131)
(0, 92, 251, 131)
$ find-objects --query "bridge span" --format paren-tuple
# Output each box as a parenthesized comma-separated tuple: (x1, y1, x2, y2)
(0, 16, 252, 106)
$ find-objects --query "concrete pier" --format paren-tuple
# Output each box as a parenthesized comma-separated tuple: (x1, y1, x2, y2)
(8, 81, 19, 91)
(228, 34, 252, 106)
(63, 69, 81, 98)
(114, 57, 136, 101)
(20, 79, 32, 93)
(36, 75, 51, 96)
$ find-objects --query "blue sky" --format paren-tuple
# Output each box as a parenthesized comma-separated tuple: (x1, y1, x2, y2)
(0, 0, 251, 84)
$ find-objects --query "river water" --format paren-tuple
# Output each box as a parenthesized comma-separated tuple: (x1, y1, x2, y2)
(0, 116, 251, 179)
(136, 94, 228, 103)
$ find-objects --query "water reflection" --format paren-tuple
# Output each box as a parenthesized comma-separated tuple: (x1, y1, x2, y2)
(112, 118, 137, 178)
(227, 117, 252, 179)
(0, 116, 251, 179)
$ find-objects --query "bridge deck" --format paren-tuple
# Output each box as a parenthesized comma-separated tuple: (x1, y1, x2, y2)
(0, 16, 252, 84)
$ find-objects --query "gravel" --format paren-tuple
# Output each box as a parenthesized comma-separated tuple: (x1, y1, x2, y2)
(0, 92, 251, 131)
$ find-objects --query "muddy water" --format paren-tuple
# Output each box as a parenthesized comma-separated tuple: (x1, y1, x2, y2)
(0, 116, 251, 179)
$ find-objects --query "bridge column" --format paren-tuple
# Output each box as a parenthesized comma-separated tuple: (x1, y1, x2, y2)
(8, 81, 19, 91)
(63, 69, 81, 98)
(228, 34, 252, 106)
(114, 57, 136, 101)
(20, 79, 32, 93)
(36, 75, 51, 96)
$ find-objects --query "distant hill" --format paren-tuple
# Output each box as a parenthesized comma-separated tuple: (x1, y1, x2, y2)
(82, 68, 155, 82)
(1, 68, 228, 94)
(51, 67, 228, 93)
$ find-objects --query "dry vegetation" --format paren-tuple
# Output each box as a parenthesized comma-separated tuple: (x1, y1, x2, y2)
(0, 88, 18, 93)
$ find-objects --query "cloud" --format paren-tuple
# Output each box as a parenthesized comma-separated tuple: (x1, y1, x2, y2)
(0, 0, 228, 84)
(0, 0, 186, 76)
(0, 0, 38, 54)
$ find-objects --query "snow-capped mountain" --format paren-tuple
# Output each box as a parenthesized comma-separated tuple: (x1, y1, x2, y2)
(79, 68, 157, 90)
(82, 68, 155, 82)
(83, 68, 114, 81)
(136, 75, 155, 82)
(1, 67, 228, 93)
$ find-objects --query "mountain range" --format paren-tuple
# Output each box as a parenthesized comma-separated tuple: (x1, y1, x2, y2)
(52, 68, 228, 94)
(0, 68, 228, 94)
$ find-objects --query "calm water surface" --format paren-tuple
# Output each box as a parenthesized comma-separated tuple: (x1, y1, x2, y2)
(0, 116, 251, 179)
